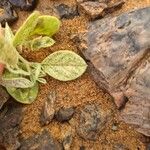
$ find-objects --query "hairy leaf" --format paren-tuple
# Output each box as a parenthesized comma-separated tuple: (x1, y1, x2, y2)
(31, 16, 61, 36)
(6, 83, 39, 104)
(31, 36, 55, 50)
(5, 23, 14, 43)
(42, 50, 87, 81)
(13, 11, 40, 47)
(0, 34, 18, 67)
(1, 70, 34, 88)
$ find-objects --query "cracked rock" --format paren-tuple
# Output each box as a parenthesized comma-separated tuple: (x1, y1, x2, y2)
(77, 104, 111, 140)
(75, 7, 150, 136)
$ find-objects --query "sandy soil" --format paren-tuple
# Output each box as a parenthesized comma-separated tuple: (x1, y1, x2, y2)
(11, 0, 150, 149)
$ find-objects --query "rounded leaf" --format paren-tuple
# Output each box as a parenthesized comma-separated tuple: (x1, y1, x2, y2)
(42, 50, 87, 81)
(31, 36, 55, 51)
(31, 16, 61, 36)
(6, 83, 39, 104)
(13, 11, 40, 47)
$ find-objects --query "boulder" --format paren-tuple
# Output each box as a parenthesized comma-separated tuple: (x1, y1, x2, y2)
(76, 7, 150, 136)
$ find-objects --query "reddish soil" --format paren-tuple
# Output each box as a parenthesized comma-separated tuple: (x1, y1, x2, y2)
(11, 0, 150, 149)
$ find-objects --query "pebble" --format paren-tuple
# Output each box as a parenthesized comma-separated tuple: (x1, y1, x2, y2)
(55, 4, 79, 19)
(55, 107, 75, 122)
(40, 91, 56, 126)
(77, 104, 111, 140)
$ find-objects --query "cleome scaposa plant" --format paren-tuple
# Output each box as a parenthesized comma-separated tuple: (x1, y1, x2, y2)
(0, 11, 87, 104)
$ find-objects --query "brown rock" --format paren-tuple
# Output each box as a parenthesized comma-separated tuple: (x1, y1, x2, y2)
(40, 91, 56, 126)
(78, 1, 107, 19)
(77, 104, 112, 140)
(55, 107, 75, 122)
(0, 100, 23, 150)
(0, 86, 10, 110)
(77, 0, 125, 20)
(105, 0, 125, 13)
(20, 130, 63, 150)
(121, 56, 150, 136)
(76, 7, 150, 136)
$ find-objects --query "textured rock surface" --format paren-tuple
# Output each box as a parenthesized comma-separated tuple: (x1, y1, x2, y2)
(0, 100, 23, 150)
(20, 130, 63, 150)
(40, 91, 56, 126)
(77, 0, 125, 19)
(0, 0, 38, 26)
(56, 4, 78, 19)
(0, 86, 10, 110)
(77, 104, 111, 140)
(77, 7, 150, 136)
(55, 107, 75, 122)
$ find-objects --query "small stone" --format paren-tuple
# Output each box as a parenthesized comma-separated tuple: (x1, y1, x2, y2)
(80, 146, 86, 150)
(113, 143, 129, 150)
(0, 86, 10, 110)
(78, 1, 107, 19)
(111, 123, 118, 131)
(40, 91, 56, 126)
(56, 4, 79, 19)
(55, 107, 75, 122)
(62, 128, 73, 150)
(77, 104, 111, 140)
(105, 0, 125, 13)
(20, 130, 63, 150)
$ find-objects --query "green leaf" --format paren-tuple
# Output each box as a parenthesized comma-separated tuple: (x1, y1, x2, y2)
(31, 36, 55, 51)
(13, 11, 40, 47)
(42, 50, 87, 81)
(37, 77, 47, 84)
(31, 16, 61, 36)
(0, 34, 18, 67)
(6, 83, 39, 104)
(5, 23, 14, 43)
(1, 70, 34, 88)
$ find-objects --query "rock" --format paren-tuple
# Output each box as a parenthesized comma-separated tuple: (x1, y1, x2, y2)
(20, 130, 63, 150)
(80, 146, 86, 150)
(55, 4, 78, 19)
(105, 0, 125, 13)
(146, 144, 150, 150)
(76, 7, 150, 136)
(0, 86, 10, 110)
(9, 0, 38, 11)
(62, 127, 73, 150)
(78, 1, 107, 19)
(0, 0, 38, 26)
(77, 0, 125, 19)
(40, 91, 56, 126)
(0, 100, 23, 150)
(55, 107, 75, 122)
(111, 123, 118, 131)
(121, 56, 150, 136)
(113, 143, 129, 150)
(77, 104, 111, 140)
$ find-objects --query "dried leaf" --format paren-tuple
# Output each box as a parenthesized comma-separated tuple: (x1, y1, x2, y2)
(42, 50, 87, 81)
(6, 83, 39, 104)
(31, 15, 61, 36)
